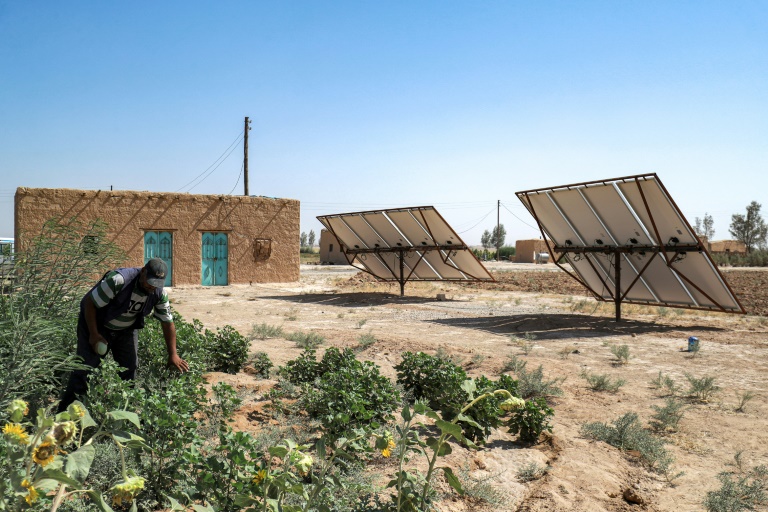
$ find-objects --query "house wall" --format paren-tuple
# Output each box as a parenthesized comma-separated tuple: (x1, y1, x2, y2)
(319, 229, 349, 265)
(708, 239, 747, 255)
(515, 239, 551, 263)
(14, 187, 300, 285)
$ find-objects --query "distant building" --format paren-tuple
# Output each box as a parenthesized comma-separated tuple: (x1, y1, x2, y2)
(515, 239, 553, 263)
(707, 239, 747, 255)
(15, 187, 300, 286)
(319, 229, 349, 265)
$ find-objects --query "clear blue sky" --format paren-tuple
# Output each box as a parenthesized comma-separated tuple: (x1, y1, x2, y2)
(1, 1, 766, 246)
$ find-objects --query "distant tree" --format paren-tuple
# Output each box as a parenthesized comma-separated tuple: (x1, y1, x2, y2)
(730, 201, 768, 253)
(480, 230, 492, 250)
(308, 230, 316, 247)
(490, 224, 506, 251)
(300, 231, 308, 248)
(694, 213, 715, 240)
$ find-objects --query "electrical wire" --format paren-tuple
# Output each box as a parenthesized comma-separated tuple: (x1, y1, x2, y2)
(456, 208, 496, 234)
(501, 202, 539, 230)
(175, 130, 245, 192)
(228, 162, 244, 195)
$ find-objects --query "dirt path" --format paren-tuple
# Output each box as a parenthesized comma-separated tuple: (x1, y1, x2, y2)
(169, 263, 768, 511)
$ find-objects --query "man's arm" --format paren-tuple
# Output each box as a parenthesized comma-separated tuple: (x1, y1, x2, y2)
(83, 294, 107, 353)
(161, 321, 189, 373)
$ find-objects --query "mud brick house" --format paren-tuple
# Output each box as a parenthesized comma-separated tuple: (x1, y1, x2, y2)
(318, 229, 349, 265)
(14, 187, 299, 286)
(515, 239, 554, 263)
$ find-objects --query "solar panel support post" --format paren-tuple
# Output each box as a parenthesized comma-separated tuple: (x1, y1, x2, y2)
(398, 248, 406, 296)
(614, 249, 622, 322)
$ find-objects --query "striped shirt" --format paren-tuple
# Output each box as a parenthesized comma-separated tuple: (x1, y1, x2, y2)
(90, 271, 173, 330)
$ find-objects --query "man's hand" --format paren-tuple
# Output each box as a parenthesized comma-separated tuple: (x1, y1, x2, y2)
(168, 353, 189, 373)
(89, 333, 108, 355)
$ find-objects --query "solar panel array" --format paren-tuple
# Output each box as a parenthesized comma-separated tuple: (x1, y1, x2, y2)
(317, 206, 493, 287)
(516, 174, 744, 314)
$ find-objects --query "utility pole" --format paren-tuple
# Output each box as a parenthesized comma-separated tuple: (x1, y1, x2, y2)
(496, 199, 501, 261)
(243, 116, 251, 196)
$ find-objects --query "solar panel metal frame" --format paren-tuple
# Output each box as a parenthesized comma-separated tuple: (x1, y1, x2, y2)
(516, 173, 745, 320)
(317, 206, 494, 295)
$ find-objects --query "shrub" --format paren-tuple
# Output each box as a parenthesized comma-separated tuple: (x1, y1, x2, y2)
(504, 356, 564, 401)
(279, 349, 321, 384)
(685, 373, 720, 402)
(649, 398, 686, 433)
(517, 462, 548, 482)
(357, 332, 377, 349)
(250, 351, 274, 378)
(287, 330, 325, 350)
(205, 325, 250, 374)
(581, 412, 674, 473)
(581, 371, 625, 393)
(704, 464, 768, 511)
(735, 391, 756, 413)
(610, 344, 631, 365)
(249, 322, 284, 340)
(510, 332, 536, 355)
(650, 371, 680, 396)
(300, 348, 400, 438)
(395, 351, 468, 416)
(506, 397, 554, 444)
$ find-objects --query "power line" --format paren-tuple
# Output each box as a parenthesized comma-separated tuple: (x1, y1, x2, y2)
(228, 162, 244, 195)
(501, 202, 539, 231)
(457, 208, 496, 234)
(175, 130, 245, 193)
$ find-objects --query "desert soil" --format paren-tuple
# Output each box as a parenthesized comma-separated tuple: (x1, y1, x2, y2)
(169, 262, 768, 512)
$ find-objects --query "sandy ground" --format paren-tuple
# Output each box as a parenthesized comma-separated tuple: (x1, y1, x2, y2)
(169, 262, 768, 512)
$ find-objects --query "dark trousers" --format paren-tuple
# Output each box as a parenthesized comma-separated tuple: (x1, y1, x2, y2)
(58, 317, 139, 412)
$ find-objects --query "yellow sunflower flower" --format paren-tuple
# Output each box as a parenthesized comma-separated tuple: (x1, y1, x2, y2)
(21, 479, 38, 504)
(2, 423, 29, 445)
(67, 403, 86, 419)
(51, 421, 78, 446)
(32, 440, 56, 467)
(252, 469, 268, 484)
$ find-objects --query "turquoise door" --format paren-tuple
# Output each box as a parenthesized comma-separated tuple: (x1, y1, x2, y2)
(144, 231, 173, 286)
(202, 232, 228, 286)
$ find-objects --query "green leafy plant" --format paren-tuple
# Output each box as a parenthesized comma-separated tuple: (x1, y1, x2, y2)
(279, 350, 321, 385)
(580, 370, 626, 393)
(298, 348, 401, 439)
(396, 352, 468, 417)
(0, 397, 147, 511)
(506, 397, 554, 443)
(250, 352, 274, 379)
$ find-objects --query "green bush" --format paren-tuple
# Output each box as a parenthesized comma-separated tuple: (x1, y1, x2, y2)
(505, 356, 564, 401)
(685, 373, 721, 402)
(249, 322, 284, 340)
(300, 348, 401, 438)
(287, 330, 325, 350)
(649, 398, 686, 433)
(205, 325, 250, 374)
(250, 351, 274, 378)
(506, 397, 554, 443)
(279, 349, 321, 384)
(395, 351, 468, 416)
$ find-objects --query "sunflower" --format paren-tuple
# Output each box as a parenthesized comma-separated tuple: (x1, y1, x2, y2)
(51, 421, 78, 446)
(110, 476, 145, 508)
(32, 440, 57, 467)
(2, 423, 29, 445)
(381, 438, 396, 458)
(21, 479, 38, 505)
(252, 469, 268, 484)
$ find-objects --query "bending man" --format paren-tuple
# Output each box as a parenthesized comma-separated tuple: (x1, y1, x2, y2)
(59, 258, 189, 411)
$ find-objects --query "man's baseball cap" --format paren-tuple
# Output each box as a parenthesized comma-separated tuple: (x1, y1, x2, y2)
(144, 258, 168, 287)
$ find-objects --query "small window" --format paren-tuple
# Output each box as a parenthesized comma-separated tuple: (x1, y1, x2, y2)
(329, 243, 334, 253)
(253, 239, 272, 261)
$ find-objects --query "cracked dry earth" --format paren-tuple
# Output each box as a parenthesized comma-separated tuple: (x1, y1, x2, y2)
(169, 262, 768, 512)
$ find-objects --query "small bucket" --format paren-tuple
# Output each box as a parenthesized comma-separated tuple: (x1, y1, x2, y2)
(688, 336, 700, 352)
